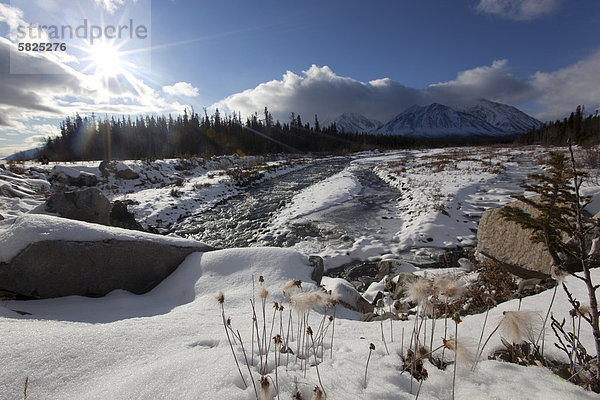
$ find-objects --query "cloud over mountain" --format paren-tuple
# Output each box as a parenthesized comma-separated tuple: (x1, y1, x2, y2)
(425, 59, 533, 105)
(214, 52, 600, 124)
(212, 65, 424, 124)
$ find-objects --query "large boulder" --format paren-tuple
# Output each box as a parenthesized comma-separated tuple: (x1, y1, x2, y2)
(1, 240, 206, 298)
(477, 199, 553, 278)
(0, 214, 213, 299)
(45, 187, 112, 225)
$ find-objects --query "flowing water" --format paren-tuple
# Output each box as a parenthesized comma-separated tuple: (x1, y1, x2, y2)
(174, 157, 403, 250)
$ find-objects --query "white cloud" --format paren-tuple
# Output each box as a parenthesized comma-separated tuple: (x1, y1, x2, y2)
(93, 0, 128, 14)
(425, 59, 534, 105)
(213, 64, 422, 124)
(0, 4, 25, 30)
(476, 0, 564, 21)
(530, 50, 600, 120)
(162, 82, 199, 97)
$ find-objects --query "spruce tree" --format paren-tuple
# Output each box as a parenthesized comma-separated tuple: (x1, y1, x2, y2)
(500, 151, 578, 267)
(501, 144, 600, 380)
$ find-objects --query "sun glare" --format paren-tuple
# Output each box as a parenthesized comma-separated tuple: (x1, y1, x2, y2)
(89, 41, 123, 77)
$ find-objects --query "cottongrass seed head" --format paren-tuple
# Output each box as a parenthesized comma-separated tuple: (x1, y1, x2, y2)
(441, 281, 465, 302)
(258, 286, 269, 300)
(550, 265, 568, 283)
(282, 279, 302, 297)
(289, 291, 322, 313)
(259, 376, 272, 400)
(311, 291, 337, 308)
(406, 277, 432, 305)
(443, 336, 476, 367)
(499, 311, 540, 343)
(311, 386, 323, 400)
(215, 291, 224, 304)
(432, 275, 451, 296)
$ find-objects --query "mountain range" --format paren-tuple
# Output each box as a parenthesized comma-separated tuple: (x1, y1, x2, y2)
(331, 99, 542, 138)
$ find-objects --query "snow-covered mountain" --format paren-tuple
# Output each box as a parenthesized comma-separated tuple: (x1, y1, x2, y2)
(455, 99, 543, 134)
(374, 103, 500, 138)
(330, 112, 382, 133)
(372, 100, 541, 138)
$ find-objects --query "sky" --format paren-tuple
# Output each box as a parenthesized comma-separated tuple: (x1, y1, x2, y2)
(0, 0, 599, 157)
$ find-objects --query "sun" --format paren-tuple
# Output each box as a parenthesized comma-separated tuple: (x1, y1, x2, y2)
(76, 37, 155, 103)
(88, 41, 124, 77)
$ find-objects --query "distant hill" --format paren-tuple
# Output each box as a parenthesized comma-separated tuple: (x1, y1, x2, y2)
(4, 147, 42, 161)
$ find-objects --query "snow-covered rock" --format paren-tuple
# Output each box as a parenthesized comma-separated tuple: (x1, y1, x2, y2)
(49, 166, 99, 187)
(321, 276, 374, 313)
(0, 214, 213, 298)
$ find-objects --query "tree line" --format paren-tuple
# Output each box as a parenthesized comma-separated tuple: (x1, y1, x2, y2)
(39, 107, 518, 161)
(518, 105, 600, 146)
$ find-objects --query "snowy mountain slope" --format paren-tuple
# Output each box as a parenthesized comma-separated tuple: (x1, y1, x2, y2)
(372, 100, 541, 138)
(374, 103, 501, 138)
(456, 98, 543, 134)
(330, 112, 382, 133)
(4, 146, 43, 161)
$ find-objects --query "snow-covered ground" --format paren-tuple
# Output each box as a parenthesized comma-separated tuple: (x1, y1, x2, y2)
(0, 154, 312, 232)
(2, 147, 600, 398)
(0, 245, 597, 399)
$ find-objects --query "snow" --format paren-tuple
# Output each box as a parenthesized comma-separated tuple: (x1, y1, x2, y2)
(372, 147, 540, 252)
(0, 243, 598, 399)
(0, 214, 206, 263)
